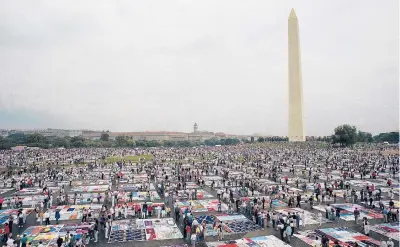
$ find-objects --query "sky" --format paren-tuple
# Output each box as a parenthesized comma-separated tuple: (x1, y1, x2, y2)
(0, 0, 398, 136)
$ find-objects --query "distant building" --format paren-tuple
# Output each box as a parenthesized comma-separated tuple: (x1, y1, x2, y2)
(82, 130, 103, 140)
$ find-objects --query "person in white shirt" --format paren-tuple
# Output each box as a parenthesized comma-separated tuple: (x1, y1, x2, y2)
(6, 235, 14, 247)
(44, 212, 50, 225)
(317, 212, 322, 226)
(124, 206, 128, 219)
(302, 211, 307, 228)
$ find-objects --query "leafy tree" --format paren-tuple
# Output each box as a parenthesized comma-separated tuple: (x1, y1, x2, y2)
(257, 137, 265, 142)
(100, 132, 109, 142)
(0, 136, 14, 150)
(70, 136, 86, 148)
(163, 140, 176, 147)
(374, 132, 399, 143)
(357, 131, 373, 143)
(332, 124, 358, 147)
(115, 136, 130, 147)
(7, 133, 27, 144)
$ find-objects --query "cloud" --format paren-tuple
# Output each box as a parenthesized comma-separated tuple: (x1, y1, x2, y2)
(0, 0, 398, 135)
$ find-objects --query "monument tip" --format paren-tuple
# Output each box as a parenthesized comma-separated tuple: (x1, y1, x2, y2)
(289, 8, 297, 19)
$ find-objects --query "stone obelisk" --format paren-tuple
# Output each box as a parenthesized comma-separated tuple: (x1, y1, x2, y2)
(288, 8, 305, 142)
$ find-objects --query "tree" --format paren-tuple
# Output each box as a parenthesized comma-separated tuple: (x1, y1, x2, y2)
(70, 136, 86, 148)
(331, 124, 358, 147)
(0, 136, 14, 150)
(100, 132, 109, 142)
(357, 131, 373, 143)
(7, 133, 27, 144)
(374, 132, 399, 143)
(257, 137, 265, 142)
(115, 136, 130, 147)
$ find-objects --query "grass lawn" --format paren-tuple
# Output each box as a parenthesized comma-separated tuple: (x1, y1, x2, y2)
(105, 154, 153, 163)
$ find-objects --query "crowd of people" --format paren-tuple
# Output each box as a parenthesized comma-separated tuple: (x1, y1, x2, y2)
(0, 143, 397, 247)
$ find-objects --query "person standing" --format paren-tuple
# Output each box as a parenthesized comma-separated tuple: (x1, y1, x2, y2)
(8, 215, 13, 234)
(318, 212, 322, 226)
(296, 194, 301, 208)
(44, 211, 50, 225)
(20, 234, 27, 247)
(285, 224, 292, 243)
(94, 222, 98, 243)
(380, 239, 388, 247)
(364, 220, 370, 236)
(190, 232, 196, 247)
(354, 208, 360, 224)
(55, 210, 60, 225)
(56, 236, 63, 247)
(387, 238, 394, 247)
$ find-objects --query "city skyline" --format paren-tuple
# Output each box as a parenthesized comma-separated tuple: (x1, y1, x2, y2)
(0, 1, 398, 136)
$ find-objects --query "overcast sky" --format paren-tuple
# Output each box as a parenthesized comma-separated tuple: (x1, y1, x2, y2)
(0, 0, 398, 136)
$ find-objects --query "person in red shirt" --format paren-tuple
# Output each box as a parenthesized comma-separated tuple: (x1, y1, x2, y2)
(134, 204, 140, 217)
(4, 223, 9, 242)
(147, 205, 152, 217)
(185, 224, 191, 242)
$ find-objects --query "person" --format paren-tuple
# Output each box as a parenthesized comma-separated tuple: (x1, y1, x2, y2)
(105, 220, 110, 239)
(216, 223, 223, 241)
(44, 211, 50, 225)
(82, 208, 88, 222)
(7, 235, 14, 247)
(380, 239, 388, 247)
(387, 238, 394, 247)
(335, 208, 341, 223)
(20, 234, 27, 247)
(364, 220, 370, 236)
(285, 224, 292, 243)
(55, 210, 60, 225)
(185, 224, 191, 242)
(56, 236, 63, 247)
(354, 207, 360, 224)
(278, 222, 284, 240)
(18, 212, 24, 228)
(302, 211, 307, 228)
(190, 232, 196, 247)
(37, 241, 44, 247)
(39, 211, 43, 225)
(333, 240, 341, 247)
(94, 222, 98, 243)
(318, 212, 322, 226)
(15, 235, 20, 247)
(321, 235, 329, 247)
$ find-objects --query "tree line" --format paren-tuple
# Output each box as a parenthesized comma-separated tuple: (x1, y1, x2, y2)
(0, 132, 244, 150)
(0, 127, 397, 150)
(331, 124, 399, 146)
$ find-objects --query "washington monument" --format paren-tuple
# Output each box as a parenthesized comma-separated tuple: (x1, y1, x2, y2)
(288, 8, 305, 142)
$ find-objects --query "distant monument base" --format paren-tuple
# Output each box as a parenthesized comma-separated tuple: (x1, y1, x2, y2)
(289, 136, 305, 142)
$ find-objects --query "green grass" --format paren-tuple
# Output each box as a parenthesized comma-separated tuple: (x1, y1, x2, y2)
(105, 154, 153, 163)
